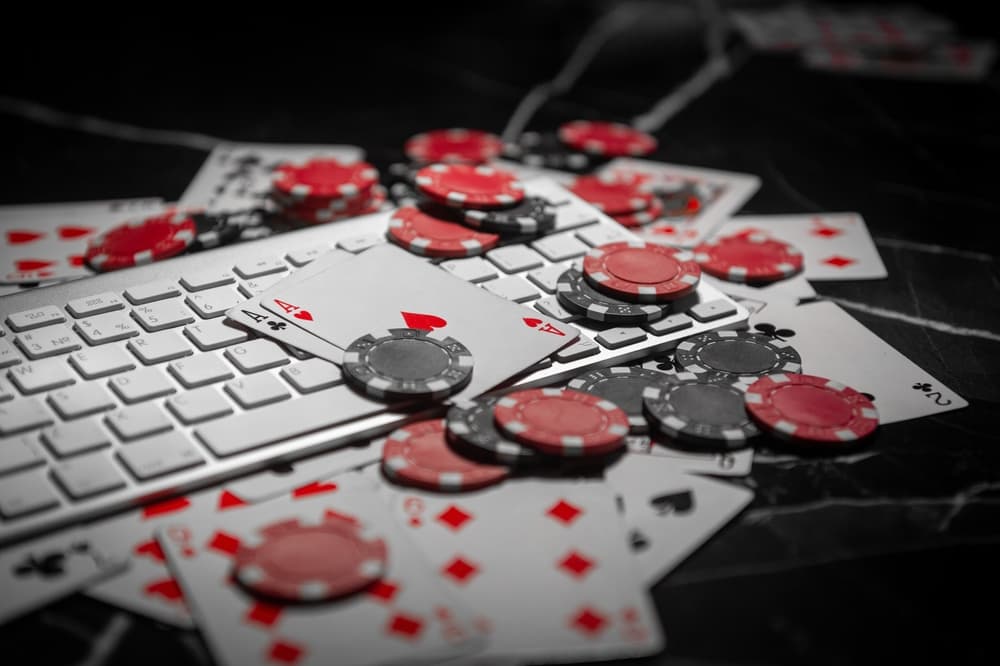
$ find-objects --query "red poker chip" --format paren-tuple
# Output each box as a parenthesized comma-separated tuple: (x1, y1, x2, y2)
(271, 158, 378, 203)
(404, 128, 503, 164)
(611, 196, 665, 228)
(387, 205, 499, 257)
(582, 241, 701, 303)
(414, 164, 524, 209)
(233, 515, 387, 602)
(85, 210, 196, 272)
(693, 232, 804, 283)
(744, 373, 879, 445)
(381, 419, 510, 492)
(282, 185, 387, 223)
(493, 388, 629, 457)
(558, 120, 657, 157)
(569, 175, 655, 216)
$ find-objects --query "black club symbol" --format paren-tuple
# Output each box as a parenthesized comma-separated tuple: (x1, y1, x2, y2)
(267, 321, 287, 331)
(913, 382, 932, 392)
(754, 323, 795, 341)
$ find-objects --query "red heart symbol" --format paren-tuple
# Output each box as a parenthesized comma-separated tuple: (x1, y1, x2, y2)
(134, 539, 166, 563)
(69, 255, 84, 267)
(144, 578, 184, 602)
(58, 225, 95, 239)
(294, 310, 313, 321)
(523, 317, 542, 328)
(15, 259, 54, 271)
(7, 230, 44, 244)
(402, 311, 447, 331)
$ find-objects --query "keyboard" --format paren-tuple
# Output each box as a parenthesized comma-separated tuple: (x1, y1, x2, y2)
(0, 178, 748, 545)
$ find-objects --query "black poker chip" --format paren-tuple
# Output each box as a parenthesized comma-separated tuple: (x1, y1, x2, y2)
(188, 212, 243, 252)
(445, 396, 541, 465)
(674, 331, 802, 380)
(463, 196, 556, 235)
(342, 328, 474, 401)
(642, 375, 759, 451)
(566, 366, 664, 434)
(556, 268, 668, 325)
(502, 131, 604, 173)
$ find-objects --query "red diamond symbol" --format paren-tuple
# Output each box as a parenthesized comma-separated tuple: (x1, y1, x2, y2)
(267, 639, 304, 664)
(822, 255, 855, 268)
(143, 577, 183, 602)
(812, 227, 842, 238)
(570, 606, 608, 636)
(387, 612, 425, 640)
(442, 556, 479, 585)
(558, 550, 595, 579)
(246, 601, 284, 628)
(207, 530, 241, 556)
(367, 579, 399, 603)
(546, 499, 583, 525)
(436, 505, 473, 531)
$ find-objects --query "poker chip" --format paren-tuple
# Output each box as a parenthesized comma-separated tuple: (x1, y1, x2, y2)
(404, 128, 503, 164)
(463, 197, 556, 235)
(582, 241, 701, 303)
(232, 516, 387, 602)
(414, 164, 525, 209)
(558, 120, 657, 157)
(611, 196, 664, 228)
(566, 366, 665, 433)
(569, 174, 655, 215)
(387, 205, 499, 257)
(493, 388, 629, 457)
(85, 210, 196, 272)
(271, 158, 379, 204)
(744, 373, 879, 445)
(642, 377, 759, 450)
(694, 232, 804, 283)
(556, 268, 668, 325)
(381, 419, 509, 491)
(502, 131, 597, 172)
(445, 397, 541, 464)
(282, 185, 388, 224)
(674, 330, 802, 379)
(188, 211, 242, 252)
(342, 328, 474, 401)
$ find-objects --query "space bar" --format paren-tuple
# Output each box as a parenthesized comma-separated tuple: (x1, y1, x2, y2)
(195, 386, 385, 457)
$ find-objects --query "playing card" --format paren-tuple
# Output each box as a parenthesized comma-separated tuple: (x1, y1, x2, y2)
(382, 476, 664, 663)
(263, 243, 579, 396)
(748, 300, 967, 424)
(158, 472, 482, 666)
(178, 143, 365, 215)
(0, 527, 128, 624)
(701, 272, 817, 307)
(625, 436, 754, 477)
(803, 41, 996, 81)
(605, 453, 754, 586)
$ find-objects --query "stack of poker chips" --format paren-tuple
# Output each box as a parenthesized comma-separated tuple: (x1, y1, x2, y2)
(268, 157, 387, 225)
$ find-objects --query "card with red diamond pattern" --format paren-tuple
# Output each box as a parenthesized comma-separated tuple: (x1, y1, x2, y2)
(156, 471, 482, 666)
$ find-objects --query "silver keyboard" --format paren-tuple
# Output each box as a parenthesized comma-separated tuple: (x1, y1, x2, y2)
(0, 178, 748, 545)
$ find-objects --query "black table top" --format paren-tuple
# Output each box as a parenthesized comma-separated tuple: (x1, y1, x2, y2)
(2, 4, 998, 664)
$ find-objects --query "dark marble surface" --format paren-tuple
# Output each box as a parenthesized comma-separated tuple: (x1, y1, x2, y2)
(2, 4, 998, 664)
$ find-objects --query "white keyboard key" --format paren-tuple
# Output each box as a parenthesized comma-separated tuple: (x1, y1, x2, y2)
(168, 354, 233, 388)
(117, 431, 204, 481)
(108, 367, 175, 404)
(74, 311, 140, 345)
(105, 403, 173, 440)
(0, 338, 21, 369)
(125, 280, 181, 304)
(689, 299, 738, 323)
(69, 347, 135, 379)
(576, 223, 629, 247)
(225, 340, 289, 373)
(239, 273, 285, 298)
(531, 232, 589, 262)
(481, 276, 539, 303)
(52, 453, 125, 499)
(0, 469, 59, 518)
(553, 336, 601, 363)
(131, 300, 194, 331)
(8, 359, 75, 394)
(0, 398, 53, 434)
(281, 358, 343, 393)
(224, 374, 290, 409)
(66, 292, 125, 318)
(486, 246, 545, 274)
(534, 296, 580, 323)
(526, 264, 569, 294)
(233, 256, 287, 279)
(167, 387, 233, 424)
(42, 420, 111, 457)
(184, 320, 249, 350)
(6, 305, 65, 332)
(439, 257, 498, 284)
(180, 269, 235, 292)
(643, 312, 693, 336)
(552, 207, 599, 231)
(15, 324, 81, 360)
(47, 383, 115, 419)
(128, 331, 192, 365)
(286, 246, 328, 267)
(337, 234, 383, 254)
(595, 327, 648, 349)
(0, 378, 12, 402)
(186, 286, 241, 319)
(0, 435, 45, 475)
